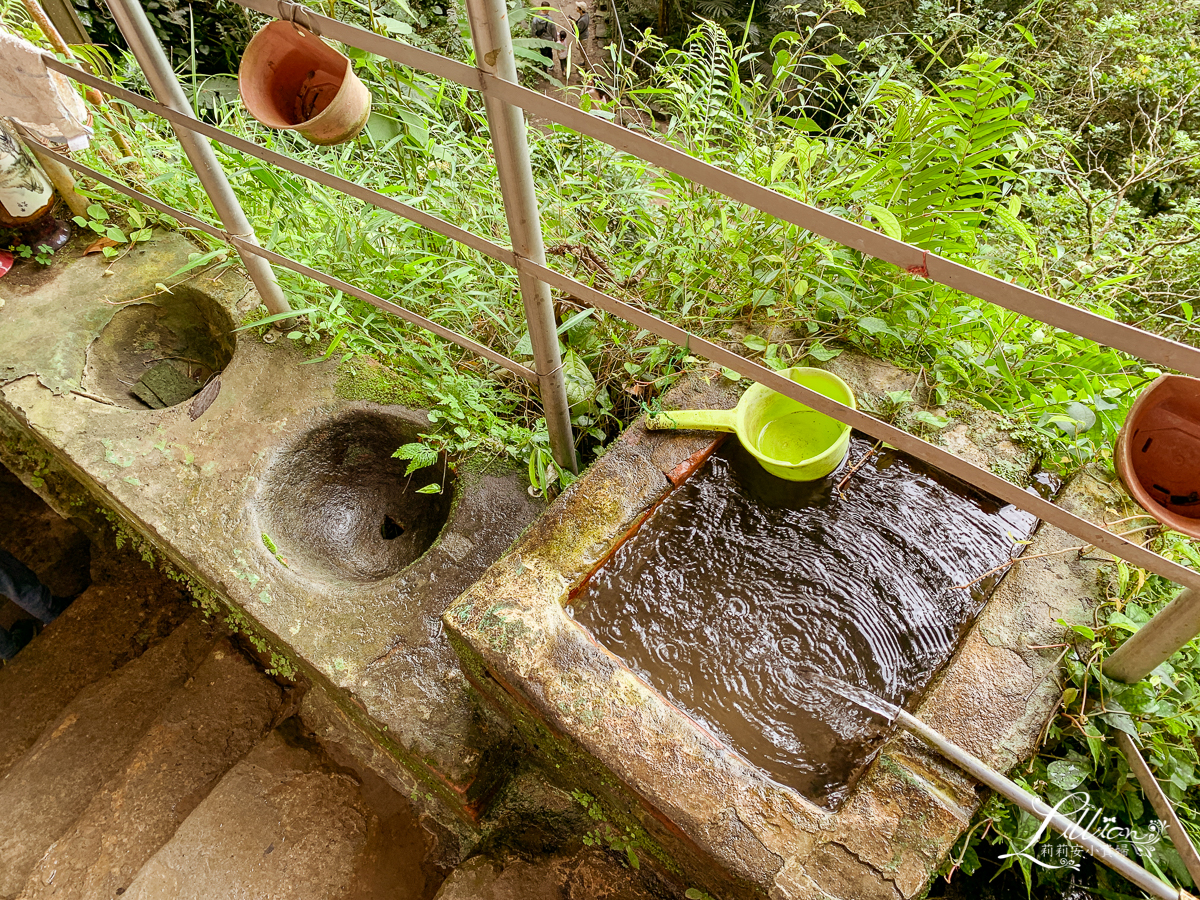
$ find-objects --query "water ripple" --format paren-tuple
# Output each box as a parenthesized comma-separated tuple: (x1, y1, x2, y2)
(572, 435, 1037, 809)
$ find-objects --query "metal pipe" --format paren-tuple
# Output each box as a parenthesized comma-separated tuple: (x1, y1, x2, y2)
(1105, 588, 1200, 684)
(37, 145, 538, 383)
(894, 708, 1181, 900)
(102, 0, 291, 317)
(1115, 729, 1200, 887)
(461, 0, 577, 474)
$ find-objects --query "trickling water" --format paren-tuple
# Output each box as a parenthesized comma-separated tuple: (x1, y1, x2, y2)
(570, 435, 1041, 809)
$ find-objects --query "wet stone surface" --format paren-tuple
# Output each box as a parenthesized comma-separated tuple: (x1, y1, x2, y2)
(82, 286, 234, 410)
(254, 410, 455, 584)
(572, 434, 1039, 809)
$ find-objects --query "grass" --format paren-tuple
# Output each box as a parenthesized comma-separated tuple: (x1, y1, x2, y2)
(12, 11, 1172, 488)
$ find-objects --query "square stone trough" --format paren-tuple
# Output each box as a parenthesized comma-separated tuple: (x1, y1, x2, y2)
(0, 233, 545, 844)
(444, 357, 1128, 899)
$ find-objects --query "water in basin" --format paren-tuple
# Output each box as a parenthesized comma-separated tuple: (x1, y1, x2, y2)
(569, 434, 1040, 809)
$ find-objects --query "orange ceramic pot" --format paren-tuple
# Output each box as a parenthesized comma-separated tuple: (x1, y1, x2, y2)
(238, 20, 371, 146)
(1115, 374, 1200, 539)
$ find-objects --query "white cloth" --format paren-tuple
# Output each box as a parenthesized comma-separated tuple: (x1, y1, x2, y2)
(0, 28, 91, 149)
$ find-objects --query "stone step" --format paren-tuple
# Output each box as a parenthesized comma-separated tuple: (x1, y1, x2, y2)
(0, 570, 193, 780)
(432, 849, 657, 900)
(118, 727, 387, 900)
(0, 613, 217, 897)
(17, 637, 285, 900)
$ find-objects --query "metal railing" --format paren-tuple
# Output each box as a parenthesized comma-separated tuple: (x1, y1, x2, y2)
(25, 0, 1200, 641)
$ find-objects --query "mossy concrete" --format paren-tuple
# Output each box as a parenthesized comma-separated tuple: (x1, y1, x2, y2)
(0, 234, 544, 846)
(444, 361, 1125, 900)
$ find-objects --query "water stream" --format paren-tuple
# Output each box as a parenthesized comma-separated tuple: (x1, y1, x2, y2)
(570, 434, 1041, 809)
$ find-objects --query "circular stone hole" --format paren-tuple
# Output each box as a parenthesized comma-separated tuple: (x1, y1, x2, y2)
(82, 287, 235, 410)
(256, 412, 455, 583)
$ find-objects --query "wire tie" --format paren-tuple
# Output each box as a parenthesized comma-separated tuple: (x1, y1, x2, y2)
(905, 250, 929, 278)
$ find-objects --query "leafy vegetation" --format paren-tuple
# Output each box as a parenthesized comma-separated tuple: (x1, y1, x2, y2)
(936, 530, 1200, 897)
(6, 0, 1164, 482)
(4, 0, 1200, 891)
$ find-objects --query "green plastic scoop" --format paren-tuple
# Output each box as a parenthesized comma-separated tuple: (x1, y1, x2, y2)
(646, 366, 856, 481)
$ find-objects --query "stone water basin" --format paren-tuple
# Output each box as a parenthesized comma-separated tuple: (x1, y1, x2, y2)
(570, 434, 1039, 809)
(445, 363, 1113, 899)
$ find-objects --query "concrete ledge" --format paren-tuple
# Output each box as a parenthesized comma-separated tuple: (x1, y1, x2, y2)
(0, 234, 545, 843)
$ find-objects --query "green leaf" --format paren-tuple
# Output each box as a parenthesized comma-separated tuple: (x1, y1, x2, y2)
(232, 308, 320, 331)
(169, 249, 228, 278)
(562, 349, 596, 414)
(1058, 401, 1096, 437)
(864, 203, 902, 240)
(416, 483, 442, 494)
(1047, 759, 1089, 790)
(558, 307, 597, 336)
(1101, 710, 1139, 737)
(913, 409, 951, 429)
(86, 203, 108, 221)
(742, 334, 769, 352)
(392, 442, 438, 475)
(858, 317, 899, 339)
(807, 341, 842, 361)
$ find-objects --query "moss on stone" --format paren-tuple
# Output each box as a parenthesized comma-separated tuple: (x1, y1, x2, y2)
(335, 359, 423, 408)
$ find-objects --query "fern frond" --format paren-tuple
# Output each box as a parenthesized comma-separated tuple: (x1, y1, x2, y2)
(392, 442, 439, 476)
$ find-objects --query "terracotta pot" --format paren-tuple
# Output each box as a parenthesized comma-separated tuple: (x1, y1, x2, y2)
(238, 20, 371, 146)
(1115, 374, 1200, 538)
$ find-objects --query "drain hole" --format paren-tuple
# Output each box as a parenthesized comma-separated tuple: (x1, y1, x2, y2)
(381, 515, 404, 540)
(1142, 437, 1154, 453)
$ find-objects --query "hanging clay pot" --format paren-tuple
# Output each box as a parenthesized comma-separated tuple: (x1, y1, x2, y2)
(1115, 374, 1200, 539)
(238, 20, 371, 146)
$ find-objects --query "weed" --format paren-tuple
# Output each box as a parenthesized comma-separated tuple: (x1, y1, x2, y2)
(571, 790, 645, 871)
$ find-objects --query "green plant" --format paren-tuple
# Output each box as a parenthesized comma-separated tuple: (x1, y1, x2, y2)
(940, 529, 1200, 896)
(260, 532, 288, 567)
(71, 203, 153, 259)
(8, 242, 56, 266)
(571, 790, 644, 871)
(25, 3, 1191, 490)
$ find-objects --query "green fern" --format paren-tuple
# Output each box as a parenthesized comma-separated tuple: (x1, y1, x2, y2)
(826, 54, 1034, 257)
(391, 442, 438, 476)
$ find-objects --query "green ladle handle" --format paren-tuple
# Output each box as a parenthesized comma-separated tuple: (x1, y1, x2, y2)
(645, 408, 737, 433)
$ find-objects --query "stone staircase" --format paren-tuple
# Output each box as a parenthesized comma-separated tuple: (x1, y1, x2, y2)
(0, 465, 671, 900)
(0, 471, 441, 900)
